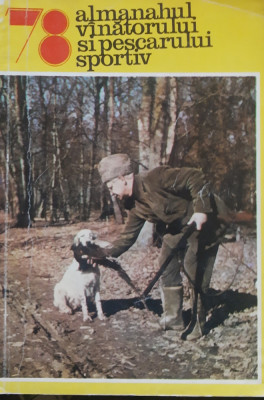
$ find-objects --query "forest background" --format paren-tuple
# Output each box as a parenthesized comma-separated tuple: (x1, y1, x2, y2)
(0, 75, 256, 227)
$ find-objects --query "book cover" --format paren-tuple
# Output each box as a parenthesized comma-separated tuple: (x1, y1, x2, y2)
(0, 0, 263, 396)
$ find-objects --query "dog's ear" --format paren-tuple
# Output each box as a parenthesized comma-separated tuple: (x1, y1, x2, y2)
(71, 242, 84, 264)
(91, 231, 97, 240)
(72, 235, 81, 247)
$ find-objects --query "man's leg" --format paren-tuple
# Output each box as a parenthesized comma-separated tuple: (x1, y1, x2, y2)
(183, 241, 219, 340)
(159, 233, 185, 330)
(200, 244, 219, 294)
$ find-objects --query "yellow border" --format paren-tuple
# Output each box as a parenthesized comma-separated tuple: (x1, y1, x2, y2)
(0, 380, 263, 396)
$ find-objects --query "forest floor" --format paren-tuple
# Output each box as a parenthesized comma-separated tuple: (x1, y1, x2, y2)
(0, 212, 259, 382)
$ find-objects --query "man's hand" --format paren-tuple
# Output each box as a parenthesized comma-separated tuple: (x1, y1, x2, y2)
(87, 258, 99, 268)
(187, 212, 207, 230)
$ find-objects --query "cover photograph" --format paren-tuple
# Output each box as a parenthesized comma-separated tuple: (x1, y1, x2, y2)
(0, 0, 263, 397)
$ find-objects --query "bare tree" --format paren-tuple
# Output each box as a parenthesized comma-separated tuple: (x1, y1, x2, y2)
(12, 76, 34, 227)
(137, 77, 154, 171)
(137, 77, 178, 170)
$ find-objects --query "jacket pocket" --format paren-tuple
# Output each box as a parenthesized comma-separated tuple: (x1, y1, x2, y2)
(163, 200, 188, 215)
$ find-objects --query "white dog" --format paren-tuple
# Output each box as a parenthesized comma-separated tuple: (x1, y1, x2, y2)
(54, 229, 110, 322)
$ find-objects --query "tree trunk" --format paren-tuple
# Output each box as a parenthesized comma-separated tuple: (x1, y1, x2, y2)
(13, 76, 34, 227)
(149, 77, 172, 168)
(137, 77, 155, 171)
(48, 124, 57, 222)
(137, 77, 178, 243)
(100, 78, 124, 223)
(86, 78, 106, 220)
(165, 77, 178, 165)
(137, 77, 177, 169)
(107, 77, 115, 155)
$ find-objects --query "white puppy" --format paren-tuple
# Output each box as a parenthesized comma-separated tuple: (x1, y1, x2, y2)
(54, 229, 109, 322)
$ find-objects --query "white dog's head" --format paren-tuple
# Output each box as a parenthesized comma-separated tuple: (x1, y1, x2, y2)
(71, 229, 111, 267)
(73, 229, 97, 247)
(71, 229, 97, 266)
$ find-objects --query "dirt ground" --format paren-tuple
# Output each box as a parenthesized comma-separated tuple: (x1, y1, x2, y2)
(0, 213, 259, 381)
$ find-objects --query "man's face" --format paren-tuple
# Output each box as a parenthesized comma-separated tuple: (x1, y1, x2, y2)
(107, 176, 128, 200)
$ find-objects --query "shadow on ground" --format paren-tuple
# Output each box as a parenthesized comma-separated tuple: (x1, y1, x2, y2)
(203, 289, 257, 334)
(95, 289, 257, 336)
(99, 296, 163, 317)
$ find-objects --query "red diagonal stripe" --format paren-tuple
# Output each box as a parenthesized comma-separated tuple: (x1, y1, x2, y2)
(9, 9, 40, 26)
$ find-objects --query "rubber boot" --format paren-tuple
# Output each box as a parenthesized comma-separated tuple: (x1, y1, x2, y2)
(182, 290, 206, 340)
(159, 286, 184, 330)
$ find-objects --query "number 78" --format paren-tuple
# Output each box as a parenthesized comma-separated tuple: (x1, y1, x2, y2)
(6, 8, 71, 65)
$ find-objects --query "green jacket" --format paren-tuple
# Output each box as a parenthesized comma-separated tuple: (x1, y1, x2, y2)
(110, 166, 228, 257)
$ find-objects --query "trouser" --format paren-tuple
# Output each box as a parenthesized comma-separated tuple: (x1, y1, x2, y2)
(160, 216, 220, 293)
(159, 216, 220, 333)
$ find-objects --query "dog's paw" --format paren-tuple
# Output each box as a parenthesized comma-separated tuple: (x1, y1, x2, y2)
(83, 314, 93, 322)
(98, 313, 106, 321)
(58, 306, 72, 315)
